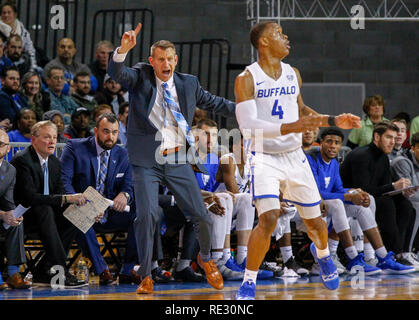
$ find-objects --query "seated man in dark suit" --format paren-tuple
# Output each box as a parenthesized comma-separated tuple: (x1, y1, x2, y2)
(10, 120, 91, 287)
(0, 128, 31, 289)
(60, 113, 139, 285)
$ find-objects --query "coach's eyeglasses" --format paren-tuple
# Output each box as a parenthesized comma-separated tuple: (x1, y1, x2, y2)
(0, 142, 10, 148)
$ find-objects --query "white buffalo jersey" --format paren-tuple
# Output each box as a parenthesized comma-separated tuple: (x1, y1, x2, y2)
(216, 153, 250, 193)
(246, 61, 301, 153)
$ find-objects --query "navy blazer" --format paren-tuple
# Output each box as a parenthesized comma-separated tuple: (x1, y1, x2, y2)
(107, 56, 235, 168)
(60, 136, 133, 202)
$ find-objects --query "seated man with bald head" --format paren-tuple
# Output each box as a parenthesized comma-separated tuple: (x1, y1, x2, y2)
(43, 37, 92, 93)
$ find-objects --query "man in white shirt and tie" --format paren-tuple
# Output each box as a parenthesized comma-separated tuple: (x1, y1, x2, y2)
(108, 23, 235, 294)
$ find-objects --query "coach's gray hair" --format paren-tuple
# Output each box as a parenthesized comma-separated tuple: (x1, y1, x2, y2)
(31, 120, 57, 137)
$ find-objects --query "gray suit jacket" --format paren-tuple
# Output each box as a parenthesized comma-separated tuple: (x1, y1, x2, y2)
(107, 56, 235, 168)
(0, 160, 16, 212)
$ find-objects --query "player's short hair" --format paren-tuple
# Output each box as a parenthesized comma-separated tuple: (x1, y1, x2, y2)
(411, 132, 419, 147)
(31, 120, 57, 137)
(250, 21, 276, 49)
(373, 121, 399, 138)
(150, 40, 176, 57)
(73, 71, 91, 83)
(320, 127, 344, 141)
(390, 118, 407, 129)
(362, 94, 386, 116)
(196, 118, 218, 129)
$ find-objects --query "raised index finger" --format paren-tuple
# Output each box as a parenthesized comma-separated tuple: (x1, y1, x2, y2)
(134, 23, 142, 36)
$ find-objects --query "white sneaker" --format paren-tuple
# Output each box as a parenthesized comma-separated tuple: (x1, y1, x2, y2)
(331, 253, 346, 274)
(401, 252, 419, 271)
(365, 257, 379, 267)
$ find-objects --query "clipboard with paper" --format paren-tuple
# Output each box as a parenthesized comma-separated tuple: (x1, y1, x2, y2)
(382, 185, 419, 196)
(63, 186, 110, 234)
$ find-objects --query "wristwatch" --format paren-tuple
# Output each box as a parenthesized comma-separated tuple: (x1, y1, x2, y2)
(122, 192, 130, 201)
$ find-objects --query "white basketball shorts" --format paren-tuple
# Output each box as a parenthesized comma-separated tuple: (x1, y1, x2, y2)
(249, 147, 322, 219)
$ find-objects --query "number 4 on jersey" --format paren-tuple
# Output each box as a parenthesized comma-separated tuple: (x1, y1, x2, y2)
(271, 100, 284, 119)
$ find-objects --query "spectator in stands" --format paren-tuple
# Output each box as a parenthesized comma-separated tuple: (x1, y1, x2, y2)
(18, 71, 51, 120)
(393, 112, 411, 149)
(63, 107, 92, 139)
(340, 122, 416, 266)
(5, 34, 31, 78)
(42, 110, 68, 144)
(302, 129, 320, 151)
(94, 74, 125, 115)
(389, 118, 408, 162)
(61, 113, 139, 285)
(0, 2, 37, 71)
(7, 108, 36, 161)
(0, 128, 31, 290)
(347, 94, 389, 149)
(43, 37, 91, 89)
(390, 132, 419, 267)
(10, 120, 93, 287)
(0, 37, 13, 79)
(0, 66, 25, 127)
(118, 102, 128, 146)
(89, 40, 114, 92)
(45, 66, 78, 125)
(410, 114, 419, 144)
(71, 71, 98, 114)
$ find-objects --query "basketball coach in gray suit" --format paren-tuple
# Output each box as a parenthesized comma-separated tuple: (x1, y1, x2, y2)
(0, 129, 30, 289)
(108, 23, 235, 294)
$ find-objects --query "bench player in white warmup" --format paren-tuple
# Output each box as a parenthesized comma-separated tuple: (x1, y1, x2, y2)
(234, 21, 361, 299)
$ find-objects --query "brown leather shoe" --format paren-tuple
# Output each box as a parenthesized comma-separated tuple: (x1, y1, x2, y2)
(99, 269, 116, 285)
(119, 269, 142, 285)
(6, 273, 31, 289)
(136, 276, 153, 294)
(0, 283, 8, 290)
(197, 253, 224, 290)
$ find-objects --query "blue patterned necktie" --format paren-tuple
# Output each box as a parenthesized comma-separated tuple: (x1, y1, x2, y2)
(97, 150, 109, 223)
(42, 162, 49, 195)
(162, 82, 204, 171)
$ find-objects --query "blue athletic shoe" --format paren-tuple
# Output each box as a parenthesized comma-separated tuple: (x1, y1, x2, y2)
(238, 258, 274, 279)
(346, 253, 382, 276)
(225, 257, 243, 272)
(376, 251, 416, 274)
(235, 280, 256, 300)
(310, 243, 339, 290)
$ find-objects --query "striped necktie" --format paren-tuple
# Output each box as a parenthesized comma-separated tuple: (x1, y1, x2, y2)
(42, 162, 49, 195)
(97, 150, 109, 223)
(162, 82, 206, 173)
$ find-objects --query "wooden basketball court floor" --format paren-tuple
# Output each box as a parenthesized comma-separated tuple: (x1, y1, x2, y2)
(1, 273, 418, 300)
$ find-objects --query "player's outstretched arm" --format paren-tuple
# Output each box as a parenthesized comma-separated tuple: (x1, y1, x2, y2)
(118, 22, 142, 54)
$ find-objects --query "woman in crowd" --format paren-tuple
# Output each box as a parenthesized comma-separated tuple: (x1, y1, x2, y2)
(18, 71, 51, 120)
(347, 94, 389, 149)
(0, 2, 38, 71)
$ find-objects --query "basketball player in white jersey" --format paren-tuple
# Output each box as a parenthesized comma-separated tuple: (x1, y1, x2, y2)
(234, 21, 361, 299)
